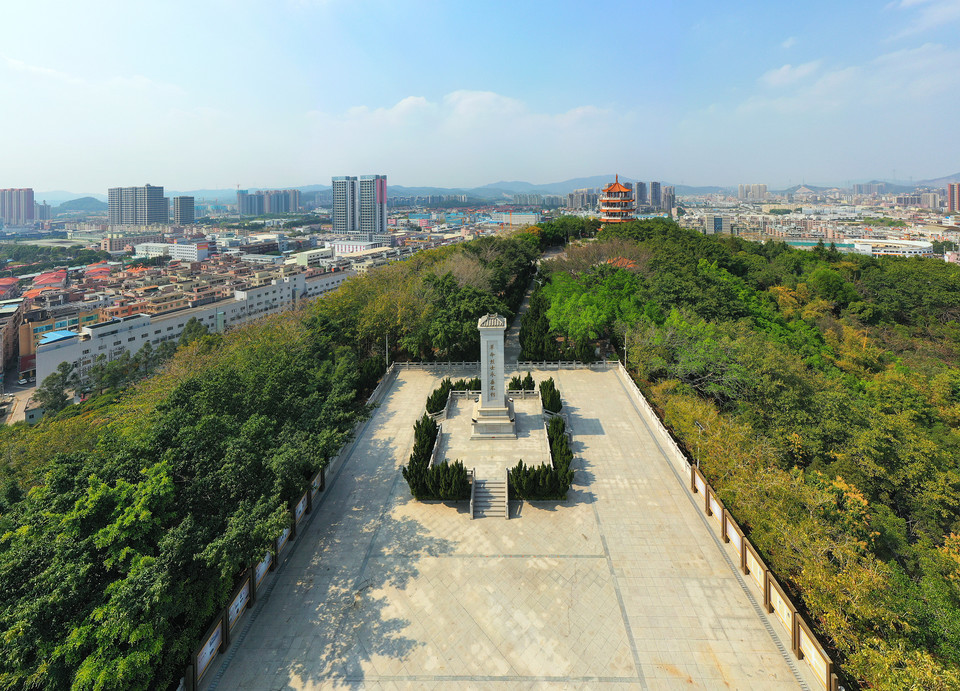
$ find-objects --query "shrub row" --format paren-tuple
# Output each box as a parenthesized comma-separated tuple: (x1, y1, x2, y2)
(509, 403, 574, 500)
(508, 372, 536, 391)
(425, 377, 483, 414)
(539, 377, 562, 413)
(401, 413, 471, 500)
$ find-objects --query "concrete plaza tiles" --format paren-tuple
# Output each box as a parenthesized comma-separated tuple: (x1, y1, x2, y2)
(439, 396, 549, 477)
(209, 369, 814, 690)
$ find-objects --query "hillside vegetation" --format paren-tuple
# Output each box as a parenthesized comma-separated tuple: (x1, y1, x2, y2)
(0, 234, 536, 690)
(521, 218, 960, 689)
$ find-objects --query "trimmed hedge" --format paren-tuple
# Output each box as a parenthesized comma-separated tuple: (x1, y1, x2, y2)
(425, 377, 482, 414)
(539, 377, 562, 413)
(401, 413, 470, 500)
(509, 372, 536, 391)
(509, 412, 574, 500)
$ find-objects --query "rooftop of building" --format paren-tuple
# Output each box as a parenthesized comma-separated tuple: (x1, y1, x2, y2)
(602, 175, 631, 195)
(32, 270, 67, 285)
(38, 330, 77, 345)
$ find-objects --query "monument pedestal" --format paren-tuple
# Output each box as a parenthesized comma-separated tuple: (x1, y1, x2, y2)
(471, 398, 516, 439)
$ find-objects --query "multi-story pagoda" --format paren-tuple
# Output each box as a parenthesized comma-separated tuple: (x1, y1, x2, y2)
(599, 175, 635, 224)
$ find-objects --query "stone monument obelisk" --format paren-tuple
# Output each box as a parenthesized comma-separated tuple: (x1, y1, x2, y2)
(472, 313, 517, 439)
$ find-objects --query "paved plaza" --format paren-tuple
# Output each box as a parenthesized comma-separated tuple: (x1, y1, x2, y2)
(438, 395, 549, 477)
(207, 368, 815, 690)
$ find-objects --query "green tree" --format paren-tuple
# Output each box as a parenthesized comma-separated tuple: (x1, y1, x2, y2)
(34, 362, 78, 414)
(178, 317, 209, 348)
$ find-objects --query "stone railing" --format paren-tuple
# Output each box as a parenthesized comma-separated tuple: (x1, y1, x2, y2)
(512, 360, 619, 371)
(393, 361, 480, 370)
(469, 468, 476, 519)
(365, 364, 398, 405)
(504, 467, 509, 519)
(428, 422, 443, 468)
(613, 362, 841, 691)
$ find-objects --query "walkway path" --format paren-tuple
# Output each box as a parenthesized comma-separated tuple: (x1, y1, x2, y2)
(502, 282, 531, 365)
(208, 368, 815, 690)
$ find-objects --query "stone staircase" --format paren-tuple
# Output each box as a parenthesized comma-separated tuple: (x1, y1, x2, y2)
(472, 477, 508, 519)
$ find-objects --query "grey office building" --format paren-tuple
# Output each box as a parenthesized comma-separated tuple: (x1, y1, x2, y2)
(662, 186, 676, 213)
(649, 182, 661, 210)
(635, 181, 647, 206)
(108, 184, 169, 225)
(172, 196, 195, 225)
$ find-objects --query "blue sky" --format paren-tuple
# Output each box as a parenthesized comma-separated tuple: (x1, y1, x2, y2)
(2, 0, 959, 192)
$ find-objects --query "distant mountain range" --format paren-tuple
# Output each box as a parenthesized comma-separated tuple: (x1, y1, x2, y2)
(37, 171, 960, 207)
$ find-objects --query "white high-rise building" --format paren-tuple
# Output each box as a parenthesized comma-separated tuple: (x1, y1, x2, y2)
(332, 176, 359, 233)
(359, 175, 387, 234)
(333, 175, 387, 234)
(0, 188, 35, 225)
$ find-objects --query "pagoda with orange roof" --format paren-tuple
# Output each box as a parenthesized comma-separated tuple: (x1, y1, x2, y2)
(599, 175, 635, 224)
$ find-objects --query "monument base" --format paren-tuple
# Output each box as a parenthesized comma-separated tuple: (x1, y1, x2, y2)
(471, 398, 517, 439)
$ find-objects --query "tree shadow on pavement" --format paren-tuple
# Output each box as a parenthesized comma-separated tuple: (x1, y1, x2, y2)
(277, 437, 458, 689)
(563, 402, 598, 507)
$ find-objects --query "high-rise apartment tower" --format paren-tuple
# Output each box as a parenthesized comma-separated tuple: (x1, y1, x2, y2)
(738, 184, 767, 201)
(172, 196, 195, 225)
(359, 175, 387, 234)
(333, 175, 387, 234)
(332, 176, 359, 233)
(649, 182, 661, 210)
(662, 186, 676, 213)
(108, 184, 168, 225)
(635, 181, 647, 206)
(948, 183, 960, 213)
(0, 188, 35, 226)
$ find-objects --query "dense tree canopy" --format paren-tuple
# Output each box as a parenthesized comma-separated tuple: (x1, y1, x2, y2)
(521, 218, 960, 689)
(0, 234, 537, 690)
(0, 244, 111, 276)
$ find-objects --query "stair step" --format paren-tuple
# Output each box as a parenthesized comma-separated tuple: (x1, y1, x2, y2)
(472, 476, 510, 519)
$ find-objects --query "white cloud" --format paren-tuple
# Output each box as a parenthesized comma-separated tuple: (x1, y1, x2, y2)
(747, 43, 959, 111)
(303, 91, 646, 187)
(2, 56, 85, 86)
(1, 55, 184, 99)
(674, 42, 960, 185)
(781, 36, 797, 49)
(760, 60, 822, 87)
(891, 0, 960, 37)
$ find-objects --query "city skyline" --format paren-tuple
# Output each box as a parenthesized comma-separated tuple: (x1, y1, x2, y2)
(2, 0, 959, 191)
